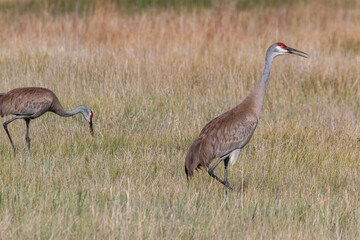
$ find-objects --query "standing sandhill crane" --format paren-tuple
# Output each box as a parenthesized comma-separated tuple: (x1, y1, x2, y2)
(185, 42, 308, 189)
(0, 87, 94, 155)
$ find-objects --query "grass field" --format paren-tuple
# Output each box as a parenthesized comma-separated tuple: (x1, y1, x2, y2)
(0, 0, 360, 239)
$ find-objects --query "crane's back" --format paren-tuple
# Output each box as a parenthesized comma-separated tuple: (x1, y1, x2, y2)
(0, 87, 56, 117)
(185, 96, 259, 178)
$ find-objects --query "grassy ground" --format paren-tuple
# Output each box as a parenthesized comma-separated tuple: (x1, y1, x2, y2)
(0, 0, 360, 239)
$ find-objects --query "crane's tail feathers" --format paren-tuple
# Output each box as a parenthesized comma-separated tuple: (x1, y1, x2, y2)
(184, 138, 212, 180)
(0, 94, 6, 117)
(185, 165, 189, 180)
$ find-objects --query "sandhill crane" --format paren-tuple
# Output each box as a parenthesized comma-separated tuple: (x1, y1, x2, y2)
(0, 87, 94, 155)
(185, 42, 308, 189)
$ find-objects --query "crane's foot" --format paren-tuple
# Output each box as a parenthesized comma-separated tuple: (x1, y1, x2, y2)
(208, 170, 233, 191)
(224, 182, 233, 191)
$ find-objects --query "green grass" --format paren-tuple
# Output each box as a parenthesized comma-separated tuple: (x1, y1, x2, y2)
(1, 0, 356, 16)
(0, 0, 212, 15)
(0, 1, 360, 239)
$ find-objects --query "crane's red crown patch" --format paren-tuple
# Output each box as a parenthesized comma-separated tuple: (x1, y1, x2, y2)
(90, 111, 93, 120)
(277, 42, 287, 49)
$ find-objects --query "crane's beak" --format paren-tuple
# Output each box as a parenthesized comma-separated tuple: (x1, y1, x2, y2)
(287, 47, 308, 58)
(89, 120, 94, 136)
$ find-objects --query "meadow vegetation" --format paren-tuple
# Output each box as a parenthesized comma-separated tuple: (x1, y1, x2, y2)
(0, 0, 360, 239)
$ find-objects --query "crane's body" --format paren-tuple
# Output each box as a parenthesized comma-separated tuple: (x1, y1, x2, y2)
(1, 88, 59, 117)
(0, 87, 94, 154)
(185, 43, 308, 189)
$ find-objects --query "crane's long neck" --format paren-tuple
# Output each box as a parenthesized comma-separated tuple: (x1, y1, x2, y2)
(246, 55, 274, 118)
(55, 105, 84, 117)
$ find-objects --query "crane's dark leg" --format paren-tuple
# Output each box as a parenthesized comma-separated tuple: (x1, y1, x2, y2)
(3, 117, 19, 155)
(208, 157, 233, 190)
(25, 119, 31, 154)
(223, 157, 231, 189)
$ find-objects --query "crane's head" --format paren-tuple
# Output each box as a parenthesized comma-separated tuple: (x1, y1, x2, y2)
(89, 110, 94, 136)
(79, 106, 94, 136)
(269, 42, 308, 58)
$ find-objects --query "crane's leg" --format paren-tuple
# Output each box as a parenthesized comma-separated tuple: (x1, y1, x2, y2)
(224, 157, 230, 187)
(208, 158, 223, 180)
(208, 157, 233, 190)
(25, 119, 31, 154)
(3, 117, 19, 155)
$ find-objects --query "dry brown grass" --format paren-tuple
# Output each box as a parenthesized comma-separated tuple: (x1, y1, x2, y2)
(0, 1, 360, 239)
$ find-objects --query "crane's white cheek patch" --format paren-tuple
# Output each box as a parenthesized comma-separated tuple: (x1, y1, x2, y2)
(276, 46, 288, 54)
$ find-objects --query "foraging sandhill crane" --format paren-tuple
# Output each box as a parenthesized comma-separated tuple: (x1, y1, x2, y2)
(0, 87, 94, 155)
(185, 42, 308, 189)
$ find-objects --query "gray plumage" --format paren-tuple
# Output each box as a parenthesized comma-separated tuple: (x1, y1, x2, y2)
(0, 87, 94, 155)
(185, 42, 308, 189)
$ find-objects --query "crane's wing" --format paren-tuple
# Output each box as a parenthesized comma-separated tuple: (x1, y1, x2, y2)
(199, 110, 258, 159)
(0, 88, 54, 117)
